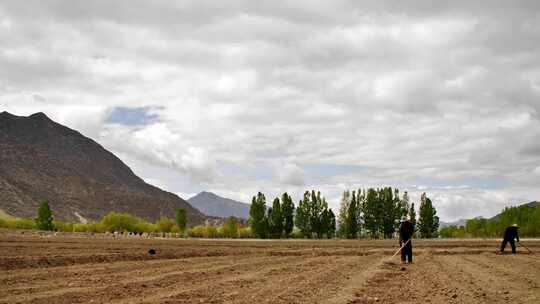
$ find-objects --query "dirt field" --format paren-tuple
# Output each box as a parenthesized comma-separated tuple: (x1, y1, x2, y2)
(1, 230, 539, 304)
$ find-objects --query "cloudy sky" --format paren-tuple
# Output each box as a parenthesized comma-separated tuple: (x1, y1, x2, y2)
(2, 1, 540, 221)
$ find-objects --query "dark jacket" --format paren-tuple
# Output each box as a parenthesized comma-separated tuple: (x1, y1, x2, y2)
(503, 226, 519, 242)
(399, 221, 414, 241)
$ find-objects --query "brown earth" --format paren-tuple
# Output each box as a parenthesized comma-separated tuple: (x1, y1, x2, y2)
(1, 231, 539, 304)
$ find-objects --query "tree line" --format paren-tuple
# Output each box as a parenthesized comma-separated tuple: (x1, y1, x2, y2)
(3, 190, 442, 240)
(249, 188, 439, 239)
(336, 188, 438, 239)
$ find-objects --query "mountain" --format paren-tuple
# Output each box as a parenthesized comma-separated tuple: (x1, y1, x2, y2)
(489, 201, 539, 221)
(0, 111, 205, 224)
(439, 218, 468, 229)
(188, 191, 250, 219)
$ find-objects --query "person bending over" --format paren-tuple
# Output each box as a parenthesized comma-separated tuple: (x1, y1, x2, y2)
(500, 224, 520, 254)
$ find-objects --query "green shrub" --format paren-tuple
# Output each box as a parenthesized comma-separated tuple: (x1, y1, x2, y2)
(238, 227, 252, 238)
(204, 225, 218, 238)
(69, 222, 101, 233)
(186, 225, 204, 238)
(187, 225, 219, 238)
(135, 221, 155, 233)
(11, 218, 37, 230)
(222, 217, 239, 238)
(53, 221, 74, 232)
(170, 225, 182, 235)
(100, 212, 146, 233)
(156, 217, 175, 233)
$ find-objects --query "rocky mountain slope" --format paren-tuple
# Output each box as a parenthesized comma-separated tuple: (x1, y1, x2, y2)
(188, 191, 250, 219)
(0, 111, 205, 224)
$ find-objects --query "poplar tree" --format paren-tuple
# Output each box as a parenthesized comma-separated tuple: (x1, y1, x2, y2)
(337, 191, 351, 237)
(175, 208, 187, 232)
(346, 190, 359, 238)
(310, 191, 325, 238)
(36, 200, 54, 231)
(281, 192, 295, 238)
(409, 202, 417, 230)
(249, 192, 268, 238)
(328, 209, 336, 238)
(295, 191, 311, 237)
(270, 197, 283, 238)
(381, 187, 398, 238)
(401, 191, 410, 217)
(418, 193, 438, 238)
(363, 188, 380, 238)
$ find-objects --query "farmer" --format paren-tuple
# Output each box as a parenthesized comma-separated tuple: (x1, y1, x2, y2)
(399, 216, 415, 264)
(500, 224, 520, 254)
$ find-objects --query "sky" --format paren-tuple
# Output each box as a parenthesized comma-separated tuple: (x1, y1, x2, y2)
(1, 1, 540, 222)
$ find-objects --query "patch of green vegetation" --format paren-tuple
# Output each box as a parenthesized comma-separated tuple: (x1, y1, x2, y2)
(441, 202, 540, 238)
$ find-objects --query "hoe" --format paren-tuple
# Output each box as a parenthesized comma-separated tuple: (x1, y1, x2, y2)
(518, 242, 534, 254)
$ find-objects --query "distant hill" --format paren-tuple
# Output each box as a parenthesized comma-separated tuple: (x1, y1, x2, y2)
(188, 191, 250, 219)
(439, 201, 540, 229)
(439, 218, 468, 229)
(0, 111, 206, 224)
(489, 201, 539, 221)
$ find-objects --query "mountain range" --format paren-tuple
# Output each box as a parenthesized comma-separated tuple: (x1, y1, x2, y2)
(188, 191, 250, 219)
(0, 111, 205, 224)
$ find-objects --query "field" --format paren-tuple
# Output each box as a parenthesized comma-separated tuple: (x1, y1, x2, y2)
(1, 231, 539, 304)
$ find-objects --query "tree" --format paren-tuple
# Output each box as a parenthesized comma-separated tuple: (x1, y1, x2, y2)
(409, 203, 417, 230)
(176, 208, 187, 232)
(270, 197, 283, 238)
(346, 191, 359, 238)
(363, 188, 380, 238)
(36, 200, 54, 231)
(381, 187, 398, 238)
(294, 190, 332, 239)
(281, 192, 295, 238)
(266, 207, 273, 237)
(432, 215, 440, 238)
(326, 209, 336, 238)
(337, 191, 351, 237)
(249, 192, 268, 238)
(311, 191, 327, 238)
(401, 191, 410, 217)
(295, 191, 311, 237)
(418, 193, 438, 238)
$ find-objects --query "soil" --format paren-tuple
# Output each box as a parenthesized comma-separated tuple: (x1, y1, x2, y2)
(1, 230, 539, 304)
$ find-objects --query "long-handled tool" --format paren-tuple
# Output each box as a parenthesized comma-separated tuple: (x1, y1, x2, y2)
(518, 241, 534, 254)
(391, 239, 411, 258)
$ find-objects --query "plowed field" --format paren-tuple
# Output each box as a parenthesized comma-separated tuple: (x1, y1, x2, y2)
(1, 231, 539, 304)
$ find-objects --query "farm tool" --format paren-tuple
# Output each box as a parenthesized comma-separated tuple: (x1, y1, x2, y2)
(391, 239, 411, 258)
(518, 241, 534, 254)
(383, 239, 411, 265)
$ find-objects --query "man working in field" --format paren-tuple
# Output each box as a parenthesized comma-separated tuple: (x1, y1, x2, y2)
(399, 216, 414, 264)
(500, 224, 520, 254)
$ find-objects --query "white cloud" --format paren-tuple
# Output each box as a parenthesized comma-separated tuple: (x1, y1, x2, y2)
(2, 1, 540, 220)
(276, 164, 306, 186)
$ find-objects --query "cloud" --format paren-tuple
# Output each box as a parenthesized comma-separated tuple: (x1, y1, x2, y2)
(276, 164, 306, 186)
(1, 1, 540, 221)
